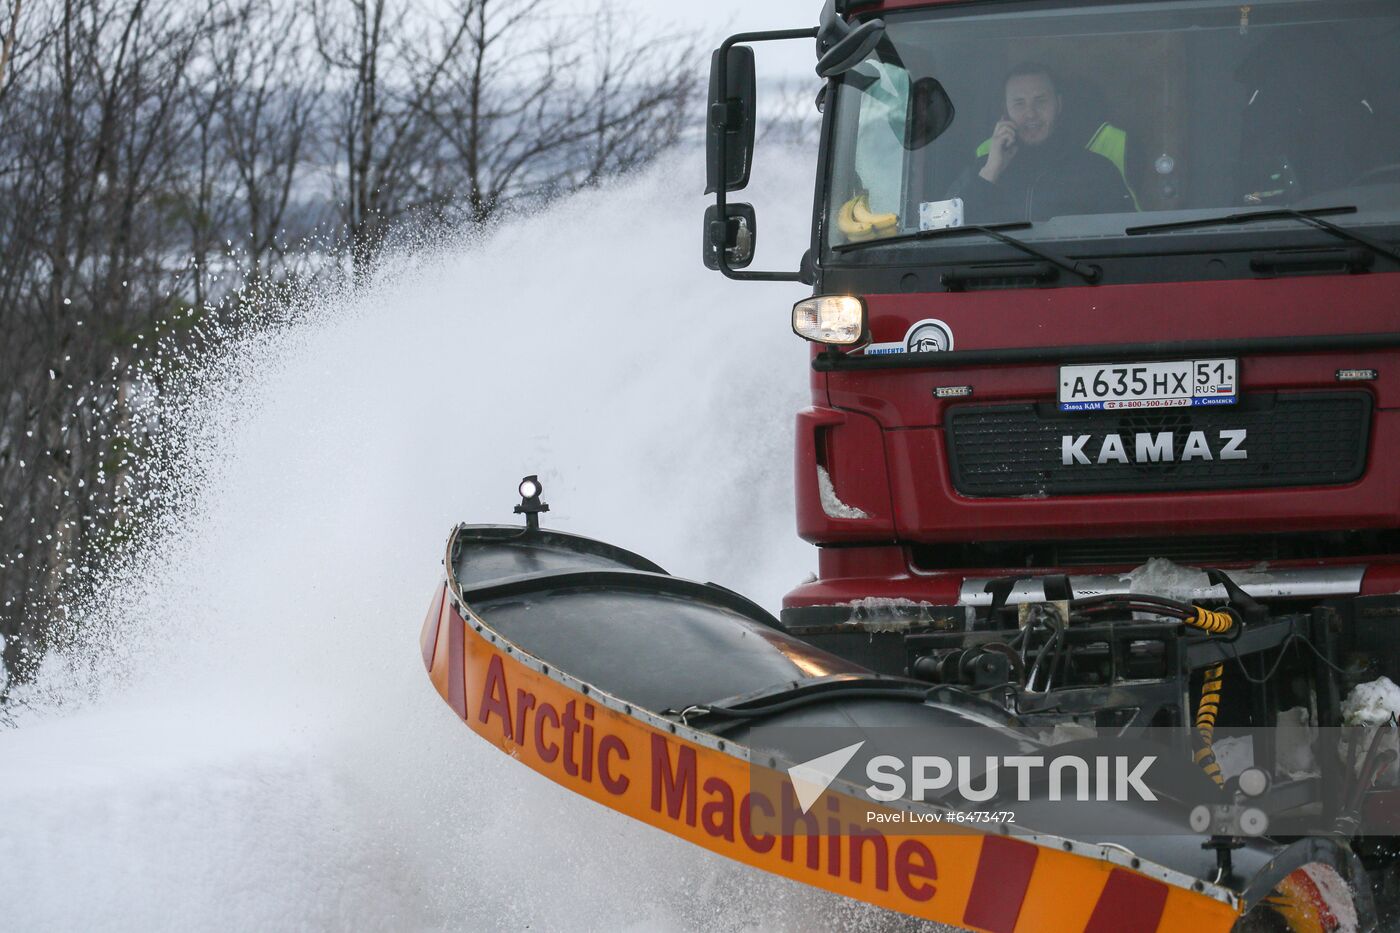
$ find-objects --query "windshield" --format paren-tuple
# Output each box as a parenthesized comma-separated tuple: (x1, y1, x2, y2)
(825, 0, 1400, 255)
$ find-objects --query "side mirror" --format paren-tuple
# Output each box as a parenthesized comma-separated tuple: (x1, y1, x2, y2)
(702, 204, 757, 271)
(706, 46, 756, 194)
(700, 25, 815, 283)
(815, 18, 884, 78)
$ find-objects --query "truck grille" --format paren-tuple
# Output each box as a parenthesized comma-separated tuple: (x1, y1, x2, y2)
(946, 392, 1371, 497)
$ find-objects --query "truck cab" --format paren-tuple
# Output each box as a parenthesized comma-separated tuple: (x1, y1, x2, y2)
(777, 0, 1400, 624)
(705, 0, 1400, 921)
(703, 0, 1399, 624)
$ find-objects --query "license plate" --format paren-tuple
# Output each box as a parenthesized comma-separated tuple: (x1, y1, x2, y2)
(1058, 359, 1238, 411)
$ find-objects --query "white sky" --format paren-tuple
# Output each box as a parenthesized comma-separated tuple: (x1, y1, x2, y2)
(635, 0, 820, 36)
(625, 0, 821, 77)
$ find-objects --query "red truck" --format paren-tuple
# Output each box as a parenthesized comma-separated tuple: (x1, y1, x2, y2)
(739, 1, 1400, 634)
(426, 1, 1400, 929)
(703, 0, 1400, 924)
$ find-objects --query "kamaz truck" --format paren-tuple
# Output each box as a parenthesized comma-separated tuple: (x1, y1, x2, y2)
(423, 1, 1400, 929)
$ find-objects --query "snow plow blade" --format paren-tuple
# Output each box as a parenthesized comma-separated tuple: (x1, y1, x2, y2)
(422, 521, 1372, 932)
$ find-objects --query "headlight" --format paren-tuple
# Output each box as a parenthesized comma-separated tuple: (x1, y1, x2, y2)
(791, 295, 866, 345)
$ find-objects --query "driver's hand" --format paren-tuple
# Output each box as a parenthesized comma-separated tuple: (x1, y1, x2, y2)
(980, 120, 1019, 183)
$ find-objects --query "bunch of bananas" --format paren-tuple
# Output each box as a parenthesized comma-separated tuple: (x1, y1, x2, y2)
(836, 194, 898, 243)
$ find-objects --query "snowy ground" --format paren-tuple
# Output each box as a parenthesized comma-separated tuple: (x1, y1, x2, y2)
(0, 152, 952, 931)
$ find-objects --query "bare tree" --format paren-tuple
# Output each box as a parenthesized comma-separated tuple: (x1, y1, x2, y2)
(421, 0, 698, 223)
(171, 0, 323, 303)
(311, 0, 472, 269)
(218, 0, 322, 282)
(309, 0, 698, 250)
(0, 0, 212, 685)
(0, 0, 701, 692)
(0, 0, 23, 91)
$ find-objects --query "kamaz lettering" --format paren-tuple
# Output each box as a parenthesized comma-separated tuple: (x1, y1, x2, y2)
(1061, 429, 1248, 466)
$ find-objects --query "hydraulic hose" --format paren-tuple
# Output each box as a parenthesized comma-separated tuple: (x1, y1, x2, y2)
(1194, 663, 1227, 787)
(1062, 598, 1237, 785)
(1184, 606, 1237, 635)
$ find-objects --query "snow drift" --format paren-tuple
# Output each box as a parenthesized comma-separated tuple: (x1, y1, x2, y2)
(0, 151, 948, 931)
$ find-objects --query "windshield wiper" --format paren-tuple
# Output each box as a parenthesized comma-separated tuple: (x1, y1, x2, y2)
(834, 221, 1102, 284)
(1126, 205, 1400, 263)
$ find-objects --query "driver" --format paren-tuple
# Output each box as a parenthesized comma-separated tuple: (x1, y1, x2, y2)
(948, 63, 1134, 223)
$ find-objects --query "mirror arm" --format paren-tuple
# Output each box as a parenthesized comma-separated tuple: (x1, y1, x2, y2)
(713, 27, 818, 283)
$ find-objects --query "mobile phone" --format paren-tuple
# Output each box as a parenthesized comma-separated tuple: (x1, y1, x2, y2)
(1000, 114, 1018, 146)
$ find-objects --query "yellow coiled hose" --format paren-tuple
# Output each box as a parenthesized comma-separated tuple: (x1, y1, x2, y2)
(1185, 606, 1236, 635)
(1194, 663, 1227, 786)
(1184, 609, 1234, 787)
